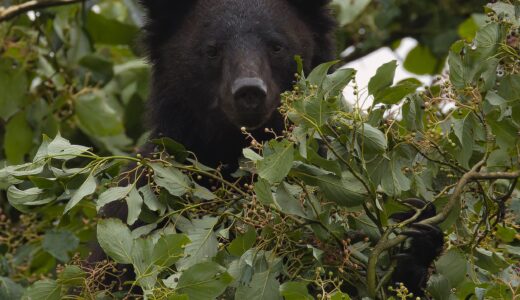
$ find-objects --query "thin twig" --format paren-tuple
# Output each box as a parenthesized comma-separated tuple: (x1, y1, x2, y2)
(0, 0, 85, 23)
(409, 142, 466, 174)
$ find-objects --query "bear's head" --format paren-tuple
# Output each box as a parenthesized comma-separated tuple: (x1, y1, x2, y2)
(139, 0, 335, 165)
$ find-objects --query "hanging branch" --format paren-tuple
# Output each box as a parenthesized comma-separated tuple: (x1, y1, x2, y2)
(0, 0, 85, 23)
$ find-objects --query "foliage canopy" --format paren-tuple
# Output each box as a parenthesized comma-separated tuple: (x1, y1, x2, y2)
(0, 0, 519, 300)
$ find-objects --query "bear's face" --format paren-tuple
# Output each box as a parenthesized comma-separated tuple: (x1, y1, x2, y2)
(160, 1, 316, 130)
(141, 0, 335, 166)
(143, 0, 333, 131)
(208, 11, 310, 130)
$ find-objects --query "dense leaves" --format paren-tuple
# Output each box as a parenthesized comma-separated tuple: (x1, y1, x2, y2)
(0, 1, 519, 300)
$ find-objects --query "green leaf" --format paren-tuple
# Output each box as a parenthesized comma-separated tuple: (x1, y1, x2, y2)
(228, 228, 257, 257)
(458, 16, 479, 41)
(58, 265, 86, 286)
(151, 163, 191, 196)
(317, 174, 367, 207)
(487, 111, 518, 151)
(359, 123, 387, 153)
(380, 155, 411, 197)
(176, 217, 219, 270)
(152, 234, 190, 268)
(427, 274, 452, 300)
(79, 54, 114, 84)
(4, 112, 33, 164)
(126, 187, 143, 225)
(368, 61, 397, 96)
(66, 23, 91, 63)
(0, 169, 22, 190)
(503, 245, 520, 257)
(332, 0, 371, 26)
(167, 295, 189, 300)
(375, 78, 421, 105)
(243, 148, 263, 162)
(7, 186, 56, 212)
(257, 140, 294, 184)
(293, 165, 366, 207)
(75, 91, 124, 137)
(254, 178, 275, 205)
(488, 2, 520, 26)
(322, 68, 356, 96)
(402, 94, 425, 131)
(403, 45, 438, 75)
(0, 63, 27, 121)
(131, 237, 157, 290)
(485, 91, 509, 120)
(64, 174, 97, 214)
(488, 148, 511, 170)
(0, 277, 24, 300)
(97, 218, 134, 264)
(140, 185, 165, 213)
(498, 74, 520, 101)
(474, 247, 509, 274)
(307, 61, 339, 87)
(96, 185, 132, 211)
(449, 24, 503, 90)
(330, 292, 352, 300)
(474, 23, 501, 58)
(451, 114, 477, 168)
(448, 50, 467, 89)
(28, 177, 56, 190)
(274, 182, 308, 218)
(477, 57, 499, 93)
(42, 230, 79, 262)
(36, 134, 90, 161)
(4, 161, 45, 177)
(280, 282, 312, 300)
(23, 280, 61, 300)
(176, 262, 233, 300)
(193, 183, 216, 200)
(294, 55, 304, 76)
(302, 92, 338, 128)
(85, 11, 139, 46)
(235, 270, 281, 300)
(435, 249, 467, 288)
(495, 225, 516, 243)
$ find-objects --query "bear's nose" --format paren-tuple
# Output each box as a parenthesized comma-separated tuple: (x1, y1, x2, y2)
(232, 78, 267, 110)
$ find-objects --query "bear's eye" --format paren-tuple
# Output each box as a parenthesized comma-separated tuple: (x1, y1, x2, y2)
(206, 45, 219, 59)
(271, 44, 283, 54)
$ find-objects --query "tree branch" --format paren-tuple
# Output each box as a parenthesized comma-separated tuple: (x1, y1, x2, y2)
(472, 171, 520, 180)
(0, 0, 85, 23)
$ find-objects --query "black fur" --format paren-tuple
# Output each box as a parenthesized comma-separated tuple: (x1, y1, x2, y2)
(390, 198, 444, 297)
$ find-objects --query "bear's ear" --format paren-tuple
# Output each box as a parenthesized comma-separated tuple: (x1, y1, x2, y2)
(139, 0, 197, 60)
(287, 0, 336, 66)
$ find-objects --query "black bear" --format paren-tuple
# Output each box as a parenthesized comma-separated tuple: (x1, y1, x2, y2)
(140, 0, 335, 171)
(96, 0, 443, 297)
(94, 0, 336, 288)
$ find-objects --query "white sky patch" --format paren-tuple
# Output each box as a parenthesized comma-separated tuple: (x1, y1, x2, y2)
(342, 38, 433, 111)
(91, 5, 101, 14)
